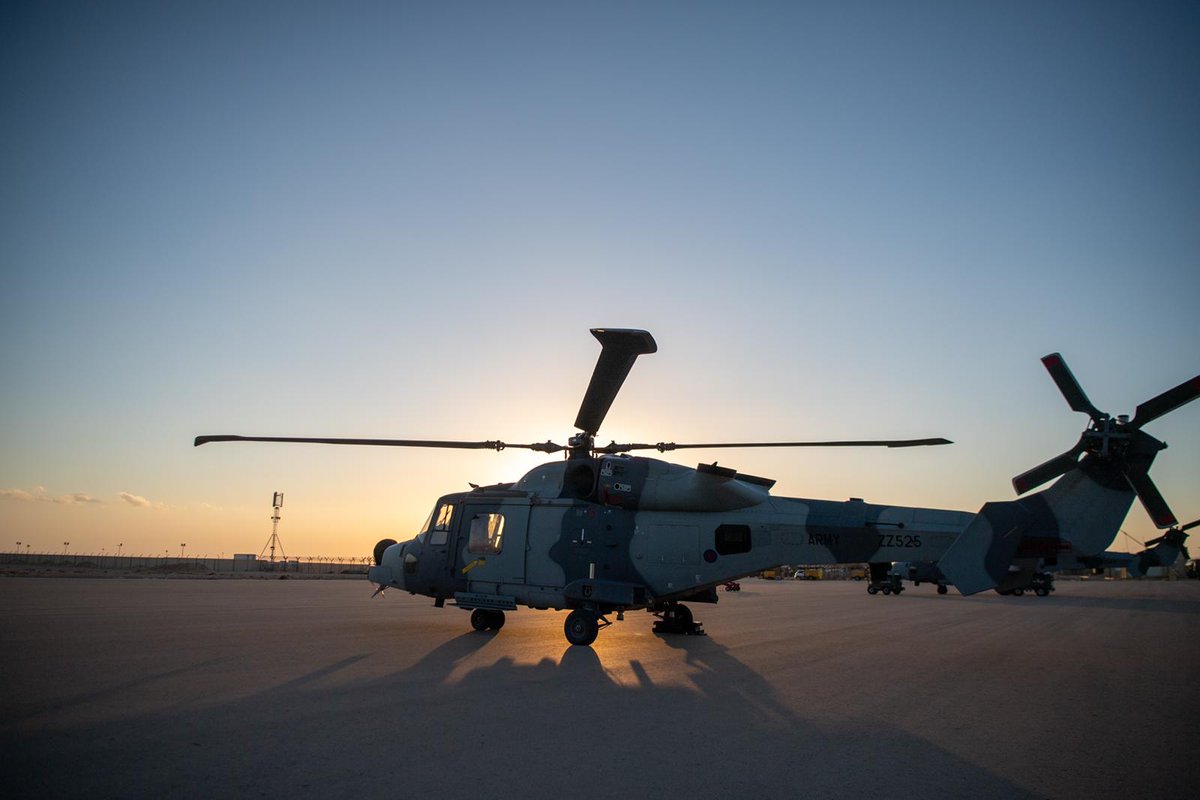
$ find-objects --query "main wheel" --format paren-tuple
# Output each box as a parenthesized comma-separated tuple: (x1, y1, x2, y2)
(675, 604, 693, 628)
(1035, 587, 1049, 597)
(470, 609, 490, 631)
(882, 585, 892, 595)
(564, 610, 599, 646)
(1012, 587, 1025, 597)
(937, 584, 948, 595)
(489, 610, 506, 630)
(867, 584, 878, 595)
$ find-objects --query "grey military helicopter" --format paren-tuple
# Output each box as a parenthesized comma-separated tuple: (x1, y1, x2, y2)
(195, 329, 1199, 647)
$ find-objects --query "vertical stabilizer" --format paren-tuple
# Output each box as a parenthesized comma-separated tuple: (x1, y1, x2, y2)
(940, 455, 1136, 594)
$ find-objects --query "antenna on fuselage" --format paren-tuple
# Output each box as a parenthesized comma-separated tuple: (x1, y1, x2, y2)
(259, 491, 286, 563)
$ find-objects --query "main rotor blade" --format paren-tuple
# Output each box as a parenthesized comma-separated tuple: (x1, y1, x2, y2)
(1012, 445, 1084, 495)
(194, 435, 565, 453)
(1123, 466, 1178, 529)
(1129, 375, 1200, 429)
(573, 328, 657, 436)
(595, 438, 952, 454)
(1180, 518, 1200, 533)
(1041, 353, 1102, 420)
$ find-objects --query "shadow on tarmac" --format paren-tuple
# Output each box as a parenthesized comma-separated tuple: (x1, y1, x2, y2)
(2, 623, 1044, 799)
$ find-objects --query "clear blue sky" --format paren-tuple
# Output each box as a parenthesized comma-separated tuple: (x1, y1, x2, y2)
(2, 1, 1197, 557)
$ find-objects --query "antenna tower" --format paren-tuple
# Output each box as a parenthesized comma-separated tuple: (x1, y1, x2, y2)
(260, 492, 286, 562)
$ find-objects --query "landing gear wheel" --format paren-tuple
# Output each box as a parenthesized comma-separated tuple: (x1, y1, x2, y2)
(937, 584, 948, 595)
(1012, 587, 1025, 597)
(470, 609, 490, 631)
(867, 584, 879, 595)
(882, 585, 892, 595)
(564, 610, 599, 647)
(1035, 587, 1049, 597)
(488, 610, 506, 630)
(675, 604, 694, 628)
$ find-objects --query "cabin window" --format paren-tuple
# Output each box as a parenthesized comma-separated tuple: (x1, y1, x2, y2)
(715, 524, 752, 555)
(468, 513, 505, 555)
(428, 503, 454, 545)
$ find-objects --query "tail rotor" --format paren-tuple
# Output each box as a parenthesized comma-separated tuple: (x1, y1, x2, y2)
(1012, 355, 1200, 529)
(1143, 518, 1197, 562)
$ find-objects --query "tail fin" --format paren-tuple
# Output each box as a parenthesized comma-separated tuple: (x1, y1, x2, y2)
(939, 455, 1136, 594)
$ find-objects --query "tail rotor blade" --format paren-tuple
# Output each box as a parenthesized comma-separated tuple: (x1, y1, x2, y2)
(574, 328, 657, 435)
(1041, 353, 1103, 420)
(1123, 467, 1178, 529)
(1129, 375, 1200, 429)
(1012, 444, 1084, 495)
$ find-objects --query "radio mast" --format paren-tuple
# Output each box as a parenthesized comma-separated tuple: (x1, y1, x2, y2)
(259, 492, 286, 563)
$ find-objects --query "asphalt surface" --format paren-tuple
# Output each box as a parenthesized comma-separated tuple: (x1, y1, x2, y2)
(2, 577, 1197, 799)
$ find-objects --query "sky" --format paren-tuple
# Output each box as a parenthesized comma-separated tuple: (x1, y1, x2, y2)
(1, 0, 1197, 559)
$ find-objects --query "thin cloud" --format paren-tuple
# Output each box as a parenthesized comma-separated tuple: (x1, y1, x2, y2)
(119, 492, 153, 508)
(2, 487, 103, 504)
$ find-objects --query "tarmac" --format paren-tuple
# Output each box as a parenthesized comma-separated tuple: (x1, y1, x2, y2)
(1, 576, 1197, 799)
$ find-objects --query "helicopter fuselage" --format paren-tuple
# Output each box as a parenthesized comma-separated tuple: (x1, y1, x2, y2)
(368, 454, 972, 616)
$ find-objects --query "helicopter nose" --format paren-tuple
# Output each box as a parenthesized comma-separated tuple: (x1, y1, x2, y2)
(368, 538, 405, 590)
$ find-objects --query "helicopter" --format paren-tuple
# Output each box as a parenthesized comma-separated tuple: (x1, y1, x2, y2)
(195, 329, 1199, 647)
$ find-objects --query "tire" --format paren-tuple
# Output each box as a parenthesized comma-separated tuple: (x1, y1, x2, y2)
(489, 610, 506, 630)
(675, 604, 693, 628)
(867, 585, 878, 595)
(882, 585, 892, 595)
(470, 609, 489, 631)
(564, 610, 599, 647)
(1012, 587, 1024, 597)
(1035, 587, 1049, 597)
(937, 584, 948, 595)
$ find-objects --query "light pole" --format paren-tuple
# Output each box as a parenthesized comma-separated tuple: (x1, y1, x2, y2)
(63, 541, 69, 555)
(180, 543, 187, 558)
(117, 542, 123, 557)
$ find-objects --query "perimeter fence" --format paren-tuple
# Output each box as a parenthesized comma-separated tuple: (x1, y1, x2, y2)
(0, 551, 371, 574)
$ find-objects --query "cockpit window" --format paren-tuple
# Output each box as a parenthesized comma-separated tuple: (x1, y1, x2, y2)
(468, 513, 505, 555)
(425, 502, 455, 546)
